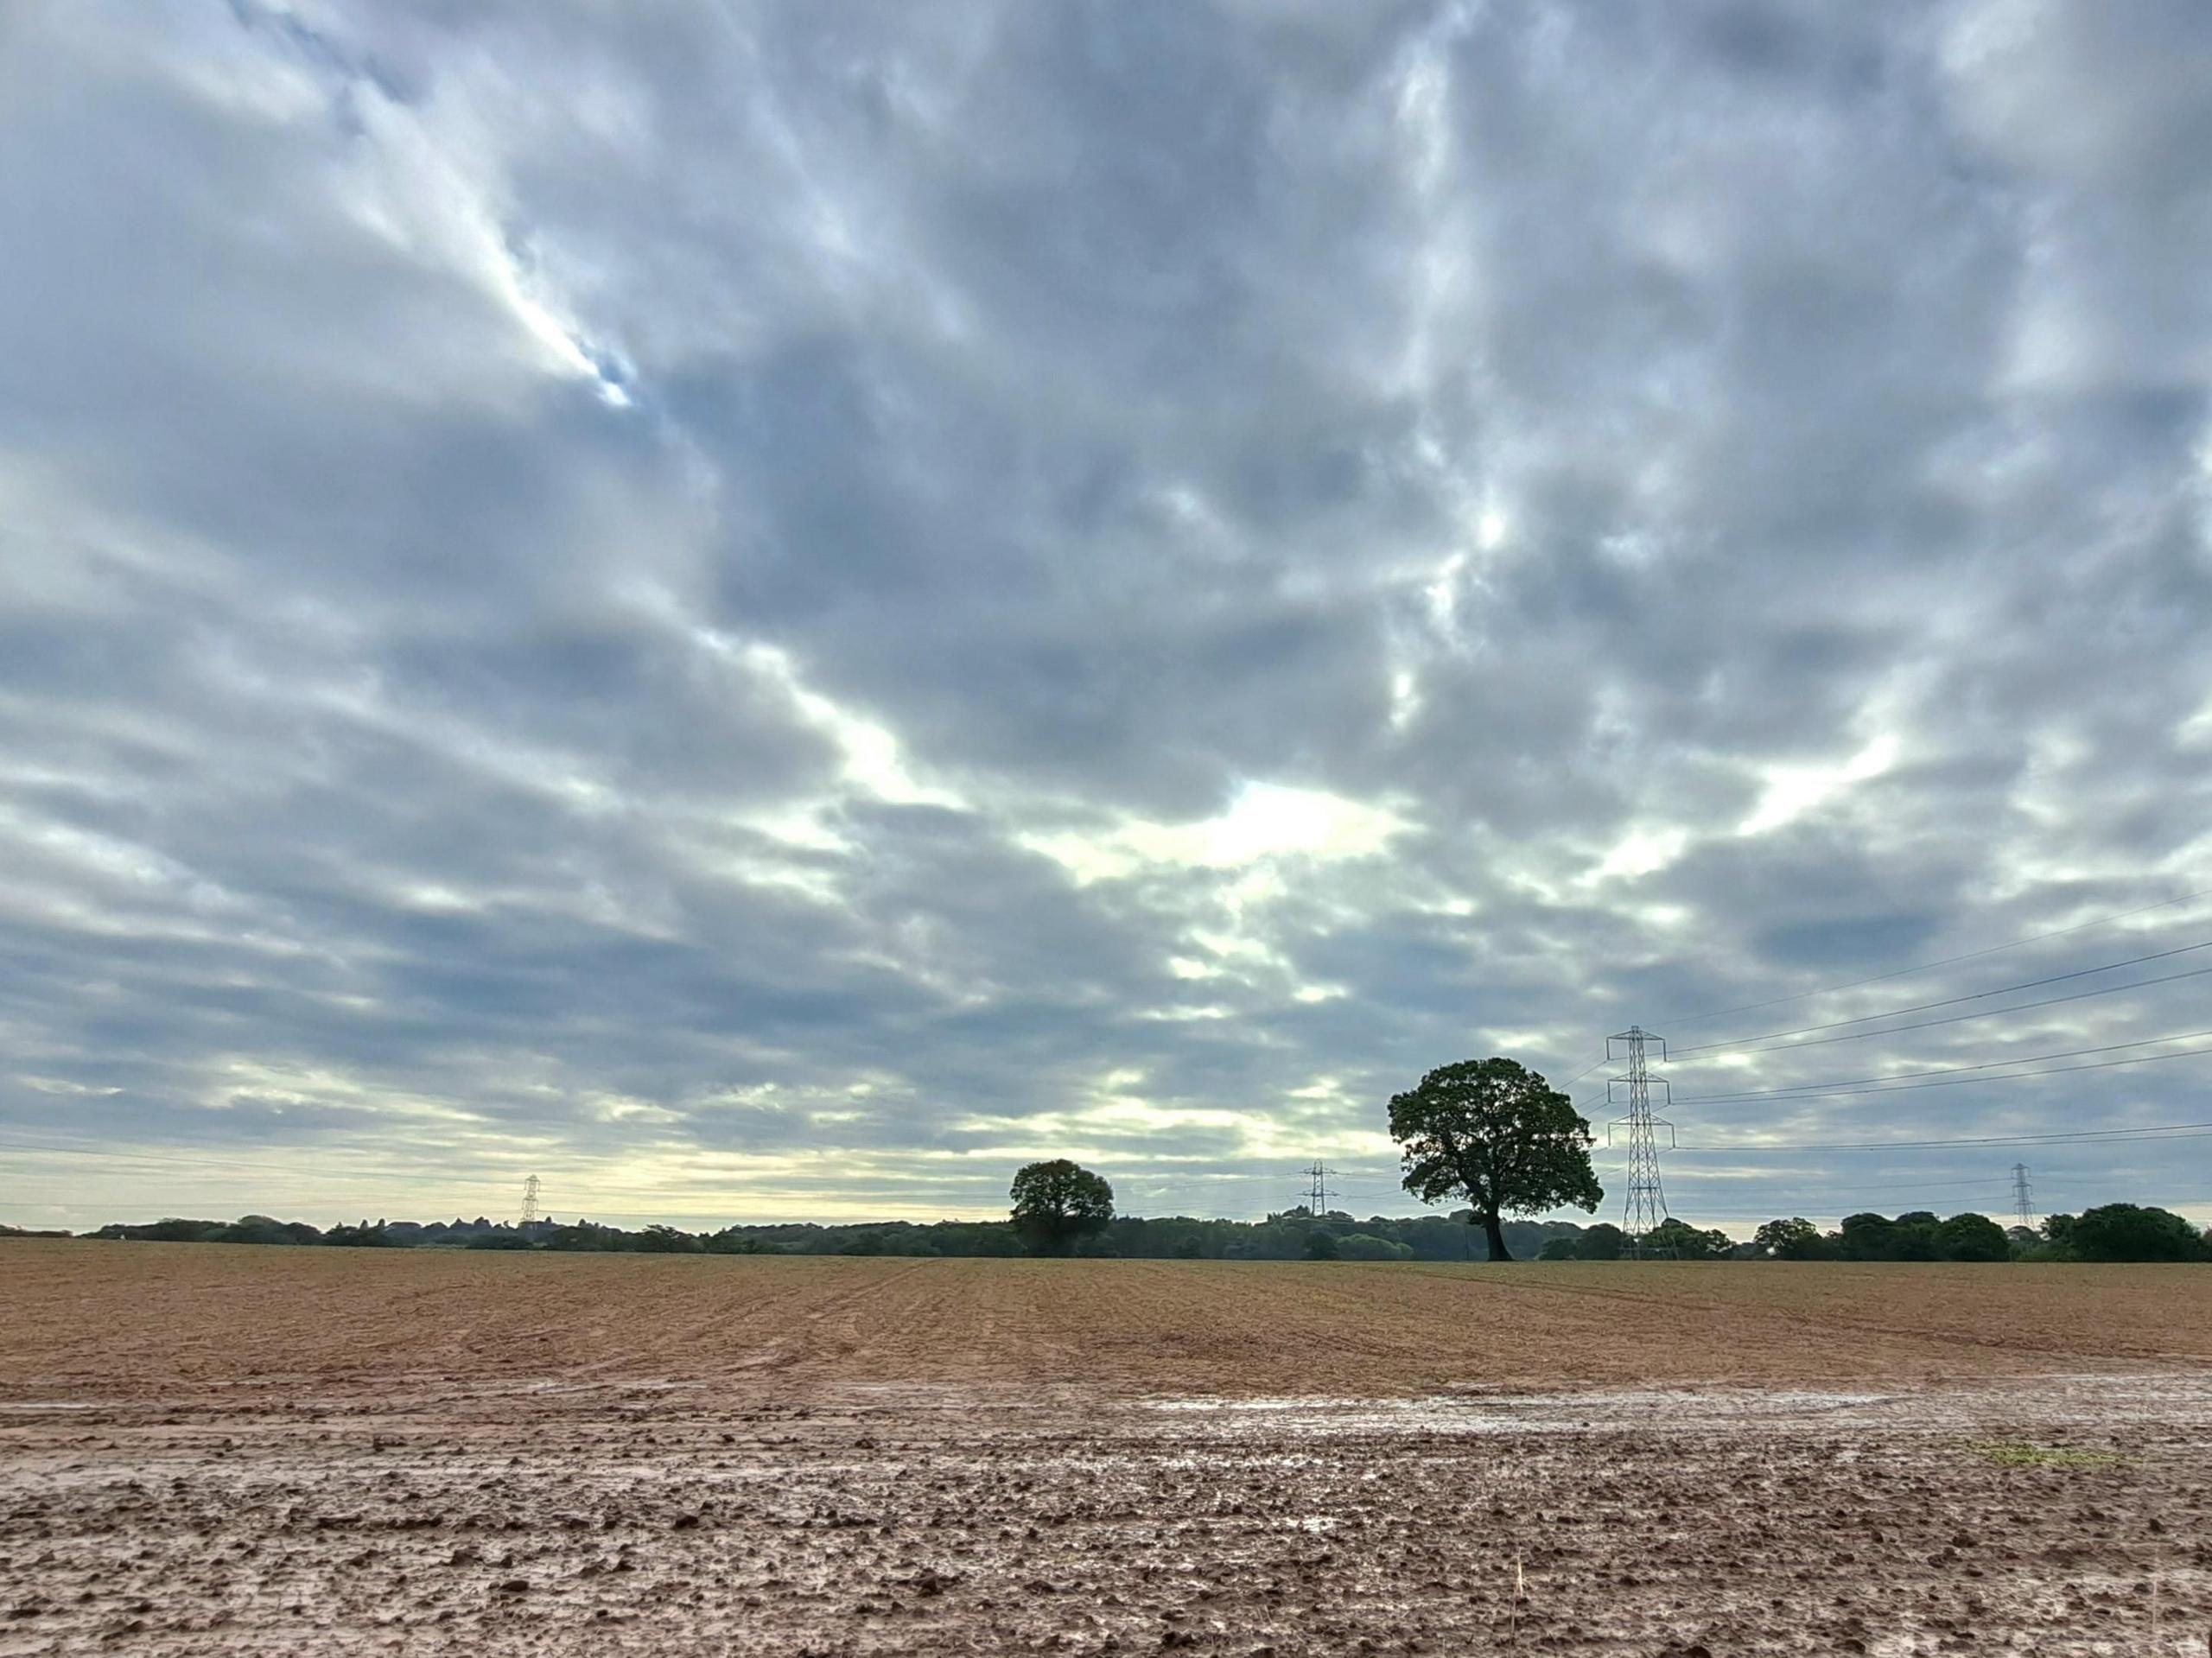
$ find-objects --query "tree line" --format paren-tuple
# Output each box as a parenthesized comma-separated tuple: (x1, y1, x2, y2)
(10, 1051, 2204, 1263)
(37, 1207, 1583, 1259)
(30, 1197, 2201, 1263)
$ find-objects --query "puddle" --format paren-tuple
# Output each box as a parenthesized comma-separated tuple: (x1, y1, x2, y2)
(1143, 1387, 1891, 1436)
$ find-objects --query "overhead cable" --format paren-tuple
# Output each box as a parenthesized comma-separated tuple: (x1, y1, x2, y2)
(1676, 1121, 2212, 1154)
(1675, 962, 2212, 1059)
(1672, 938, 2212, 1055)
(1657, 885, 2212, 1029)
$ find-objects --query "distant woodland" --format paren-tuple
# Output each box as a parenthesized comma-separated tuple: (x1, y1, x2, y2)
(7, 1202, 2205, 1262)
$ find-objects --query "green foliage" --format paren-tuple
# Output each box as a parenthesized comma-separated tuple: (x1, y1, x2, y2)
(1642, 1217, 1735, 1260)
(1936, 1212, 2010, 1262)
(1008, 1159, 1116, 1256)
(323, 1223, 409, 1248)
(1753, 1217, 1824, 1260)
(91, 1217, 227, 1242)
(208, 1214, 313, 1245)
(1335, 1232, 1414, 1261)
(1302, 1228, 1341, 1260)
(1838, 1212, 1895, 1259)
(1575, 1223, 1627, 1261)
(634, 1223, 706, 1254)
(537, 1223, 621, 1251)
(1889, 1212, 1941, 1261)
(1387, 1057, 1601, 1261)
(56, 1189, 2195, 1266)
(1751, 1209, 2124, 1263)
(1971, 1441, 2123, 1470)
(2063, 1203, 2208, 1262)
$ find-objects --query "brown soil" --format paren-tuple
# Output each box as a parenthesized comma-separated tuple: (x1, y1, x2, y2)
(3, 1243, 2209, 1655)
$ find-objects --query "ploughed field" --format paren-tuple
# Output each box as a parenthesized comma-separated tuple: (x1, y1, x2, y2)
(3, 1245, 2209, 1655)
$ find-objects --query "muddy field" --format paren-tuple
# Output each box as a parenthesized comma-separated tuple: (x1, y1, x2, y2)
(3, 1245, 2209, 1655)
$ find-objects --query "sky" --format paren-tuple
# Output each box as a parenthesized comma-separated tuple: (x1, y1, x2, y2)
(3, 0, 2209, 1237)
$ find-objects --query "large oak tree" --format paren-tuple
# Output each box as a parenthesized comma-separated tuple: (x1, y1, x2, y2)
(1387, 1058, 1601, 1261)
(1008, 1159, 1115, 1256)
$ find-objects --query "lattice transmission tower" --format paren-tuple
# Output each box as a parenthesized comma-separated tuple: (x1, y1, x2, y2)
(2011, 1162, 2035, 1228)
(1299, 1160, 1338, 1219)
(520, 1174, 542, 1225)
(1605, 1026, 1675, 1255)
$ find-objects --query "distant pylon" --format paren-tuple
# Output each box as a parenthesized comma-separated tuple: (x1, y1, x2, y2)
(1300, 1159, 1338, 1219)
(2011, 1162, 2035, 1228)
(521, 1174, 542, 1225)
(1605, 1027, 1674, 1255)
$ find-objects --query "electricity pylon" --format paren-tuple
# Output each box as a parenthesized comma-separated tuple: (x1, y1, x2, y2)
(1605, 1027, 1674, 1255)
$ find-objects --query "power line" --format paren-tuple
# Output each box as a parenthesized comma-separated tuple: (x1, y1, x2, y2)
(1657, 885, 2212, 1029)
(1678, 1121, 2212, 1153)
(1557, 1055, 1610, 1089)
(1666, 1027, 2212, 1102)
(1671, 961, 2212, 1060)
(1673, 1039, 2212, 1105)
(1672, 937, 2212, 1055)
(1675, 1177, 2007, 1194)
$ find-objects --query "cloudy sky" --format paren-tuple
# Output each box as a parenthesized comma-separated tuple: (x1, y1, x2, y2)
(3, 0, 2209, 1236)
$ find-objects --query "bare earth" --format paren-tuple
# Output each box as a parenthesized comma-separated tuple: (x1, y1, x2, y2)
(3, 1244, 2209, 1655)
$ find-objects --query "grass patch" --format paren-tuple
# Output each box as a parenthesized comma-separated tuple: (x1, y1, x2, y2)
(1969, 1440, 2124, 1470)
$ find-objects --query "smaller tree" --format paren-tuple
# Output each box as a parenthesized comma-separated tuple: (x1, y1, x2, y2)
(1837, 1211, 1896, 1261)
(1303, 1229, 1341, 1261)
(1009, 1159, 1115, 1256)
(1936, 1212, 2009, 1262)
(1537, 1237, 1579, 1261)
(1754, 1217, 1823, 1261)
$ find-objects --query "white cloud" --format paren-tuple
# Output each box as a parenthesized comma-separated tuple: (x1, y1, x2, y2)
(1738, 734, 1902, 838)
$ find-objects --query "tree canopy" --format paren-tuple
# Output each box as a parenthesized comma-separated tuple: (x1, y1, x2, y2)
(1754, 1217, 1823, 1260)
(1008, 1159, 1115, 1256)
(1575, 1222, 1628, 1261)
(1936, 1211, 2010, 1262)
(2057, 1203, 2209, 1262)
(1642, 1217, 1733, 1260)
(1387, 1057, 1602, 1261)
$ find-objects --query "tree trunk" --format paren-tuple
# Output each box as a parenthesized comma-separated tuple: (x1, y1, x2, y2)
(1481, 1210, 1512, 1261)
